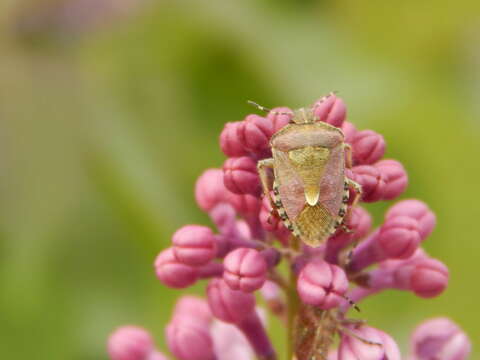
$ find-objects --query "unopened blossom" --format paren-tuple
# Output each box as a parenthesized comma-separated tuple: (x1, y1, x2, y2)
(266, 107, 293, 132)
(166, 319, 215, 360)
(313, 93, 347, 127)
(172, 225, 217, 266)
(341, 121, 357, 144)
(237, 114, 273, 157)
(108, 326, 167, 360)
(325, 206, 372, 264)
(297, 259, 348, 309)
(207, 278, 276, 359)
(220, 121, 249, 157)
(345, 249, 449, 311)
(351, 130, 386, 165)
(393, 257, 449, 298)
(195, 169, 229, 212)
(154, 248, 198, 289)
(338, 325, 401, 360)
(259, 196, 291, 244)
(348, 160, 407, 203)
(223, 156, 261, 196)
(374, 160, 408, 200)
(108, 95, 469, 360)
(223, 248, 267, 292)
(410, 317, 471, 360)
(385, 199, 436, 239)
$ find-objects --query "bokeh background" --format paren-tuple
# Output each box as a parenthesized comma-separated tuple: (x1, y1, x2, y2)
(1, 0, 479, 359)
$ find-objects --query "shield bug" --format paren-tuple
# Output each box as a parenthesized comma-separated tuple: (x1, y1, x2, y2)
(250, 97, 362, 247)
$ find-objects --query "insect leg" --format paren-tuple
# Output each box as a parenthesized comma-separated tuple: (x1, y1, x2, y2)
(338, 326, 382, 347)
(344, 239, 359, 268)
(344, 143, 353, 169)
(273, 188, 301, 237)
(257, 158, 275, 208)
(345, 177, 362, 208)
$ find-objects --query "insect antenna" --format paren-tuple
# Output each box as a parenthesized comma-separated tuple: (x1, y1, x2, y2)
(339, 326, 383, 346)
(311, 91, 339, 110)
(343, 294, 361, 312)
(247, 100, 271, 112)
(247, 100, 294, 116)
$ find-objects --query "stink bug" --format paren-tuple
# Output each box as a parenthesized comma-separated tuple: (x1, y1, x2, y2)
(250, 97, 362, 247)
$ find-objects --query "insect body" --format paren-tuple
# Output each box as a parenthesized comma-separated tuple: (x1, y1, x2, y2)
(253, 101, 362, 247)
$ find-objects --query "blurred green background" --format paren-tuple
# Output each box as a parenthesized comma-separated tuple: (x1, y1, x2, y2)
(0, 0, 479, 359)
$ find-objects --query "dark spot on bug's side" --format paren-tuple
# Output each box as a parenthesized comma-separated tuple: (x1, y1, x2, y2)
(343, 195, 349, 203)
(288, 224, 294, 231)
(339, 209, 345, 216)
(281, 214, 288, 220)
(273, 187, 279, 195)
(344, 183, 349, 190)
(275, 200, 282, 207)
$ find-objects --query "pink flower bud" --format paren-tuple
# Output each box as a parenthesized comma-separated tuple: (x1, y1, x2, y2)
(377, 216, 421, 259)
(375, 160, 408, 200)
(172, 225, 217, 266)
(266, 107, 293, 132)
(260, 280, 281, 302)
(341, 121, 357, 144)
(386, 200, 436, 240)
(197, 262, 225, 279)
(223, 156, 261, 196)
(207, 278, 256, 323)
(207, 279, 276, 359)
(348, 215, 422, 272)
(410, 317, 471, 360)
(154, 248, 198, 288)
(259, 196, 290, 243)
(226, 192, 264, 239)
(226, 192, 262, 218)
(210, 318, 256, 360)
(348, 206, 373, 240)
(410, 259, 449, 298)
(338, 325, 401, 360)
(328, 349, 338, 360)
(337, 206, 372, 243)
(313, 94, 347, 127)
(195, 169, 228, 212)
(237, 114, 272, 157)
(223, 248, 267, 292)
(349, 166, 387, 202)
(325, 206, 372, 264)
(352, 130, 386, 165)
(297, 260, 349, 309)
(107, 326, 155, 360)
(394, 258, 449, 298)
(166, 318, 216, 360)
(220, 121, 249, 157)
(173, 296, 212, 324)
(147, 352, 167, 360)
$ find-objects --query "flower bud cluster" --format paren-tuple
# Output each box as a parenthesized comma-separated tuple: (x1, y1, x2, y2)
(108, 95, 470, 360)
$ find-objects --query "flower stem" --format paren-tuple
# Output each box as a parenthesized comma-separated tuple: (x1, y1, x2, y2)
(287, 236, 301, 360)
